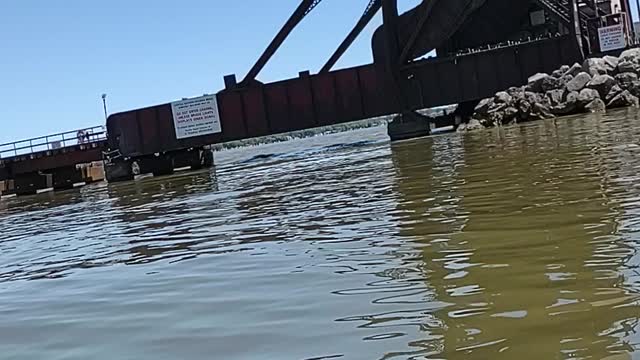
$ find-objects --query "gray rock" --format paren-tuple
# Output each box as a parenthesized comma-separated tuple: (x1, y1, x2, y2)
(507, 87, 525, 103)
(468, 119, 484, 130)
(524, 91, 543, 105)
(583, 57, 608, 76)
(585, 99, 606, 113)
(629, 80, 640, 98)
(458, 119, 484, 132)
(488, 110, 505, 126)
(552, 69, 565, 78)
(578, 88, 599, 106)
(488, 103, 507, 114)
(605, 84, 623, 103)
(517, 99, 532, 117)
(474, 98, 494, 115)
(504, 106, 519, 119)
(586, 74, 616, 98)
(619, 48, 640, 63)
(607, 90, 639, 108)
(565, 63, 583, 77)
(546, 89, 564, 106)
(566, 72, 592, 92)
(559, 65, 570, 73)
(541, 76, 562, 92)
(552, 91, 579, 115)
(494, 91, 512, 104)
(603, 55, 619, 74)
(617, 60, 638, 74)
(615, 72, 638, 90)
(559, 74, 574, 86)
(531, 103, 555, 119)
(527, 73, 549, 93)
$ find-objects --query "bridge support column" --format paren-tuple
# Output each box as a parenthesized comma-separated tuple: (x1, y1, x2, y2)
(105, 161, 134, 183)
(14, 172, 52, 196)
(51, 166, 84, 191)
(172, 149, 205, 170)
(1, 180, 15, 196)
(139, 155, 175, 177)
(387, 111, 431, 141)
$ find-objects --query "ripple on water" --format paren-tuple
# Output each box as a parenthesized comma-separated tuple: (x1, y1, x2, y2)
(1, 113, 640, 359)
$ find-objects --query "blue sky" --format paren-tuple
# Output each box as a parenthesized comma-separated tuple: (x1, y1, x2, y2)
(0, 0, 422, 144)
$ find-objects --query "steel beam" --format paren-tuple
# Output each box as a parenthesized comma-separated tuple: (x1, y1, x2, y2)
(241, 0, 322, 86)
(320, 0, 381, 73)
(398, 0, 437, 65)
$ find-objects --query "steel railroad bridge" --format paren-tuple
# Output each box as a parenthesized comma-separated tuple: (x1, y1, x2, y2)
(0, 0, 634, 195)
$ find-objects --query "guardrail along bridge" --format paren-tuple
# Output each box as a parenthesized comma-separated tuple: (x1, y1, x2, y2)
(0, 0, 634, 196)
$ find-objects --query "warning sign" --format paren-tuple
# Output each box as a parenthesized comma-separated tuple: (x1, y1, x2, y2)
(598, 24, 626, 52)
(171, 95, 222, 139)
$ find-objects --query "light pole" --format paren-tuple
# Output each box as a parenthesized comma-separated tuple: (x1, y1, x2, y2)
(101, 93, 108, 121)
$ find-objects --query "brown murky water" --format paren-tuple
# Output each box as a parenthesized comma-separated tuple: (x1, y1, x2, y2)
(1, 109, 640, 359)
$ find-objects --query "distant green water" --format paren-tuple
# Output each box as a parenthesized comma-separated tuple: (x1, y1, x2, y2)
(1, 109, 639, 359)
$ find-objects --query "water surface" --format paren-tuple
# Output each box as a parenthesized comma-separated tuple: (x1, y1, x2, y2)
(2, 110, 640, 359)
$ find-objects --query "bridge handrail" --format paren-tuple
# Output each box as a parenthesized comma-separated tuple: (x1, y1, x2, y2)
(0, 125, 107, 159)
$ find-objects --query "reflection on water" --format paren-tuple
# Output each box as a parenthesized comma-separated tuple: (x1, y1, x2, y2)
(1, 114, 640, 359)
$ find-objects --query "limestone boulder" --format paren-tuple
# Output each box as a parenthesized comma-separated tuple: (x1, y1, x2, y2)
(527, 73, 549, 93)
(583, 57, 608, 76)
(566, 72, 592, 92)
(494, 91, 512, 105)
(578, 88, 600, 106)
(546, 89, 564, 106)
(615, 72, 638, 90)
(585, 99, 606, 113)
(605, 85, 623, 103)
(607, 90, 639, 108)
(603, 55, 619, 74)
(540, 76, 562, 92)
(586, 74, 616, 98)
(531, 102, 555, 119)
(474, 98, 494, 115)
(565, 63, 583, 77)
(617, 60, 639, 74)
(619, 48, 640, 63)
(551, 91, 579, 115)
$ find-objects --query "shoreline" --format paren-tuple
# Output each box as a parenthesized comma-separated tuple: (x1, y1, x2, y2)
(459, 48, 640, 132)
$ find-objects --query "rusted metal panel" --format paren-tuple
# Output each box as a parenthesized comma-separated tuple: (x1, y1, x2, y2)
(357, 65, 390, 118)
(137, 106, 161, 155)
(11, 146, 105, 175)
(241, 87, 270, 138)
(107, 111, 139, 157)
(217, 91, 247, 142)
(310, 73, 339, 126)
(263, 82, 291, 133)
(334, 69, 364, 123)
(286, 76, 317, 130)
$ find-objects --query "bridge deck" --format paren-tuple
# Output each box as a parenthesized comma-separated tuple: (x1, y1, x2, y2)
(0, 127, 107, 179)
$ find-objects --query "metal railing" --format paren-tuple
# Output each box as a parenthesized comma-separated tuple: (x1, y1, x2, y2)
(0, 126, 107, 159)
